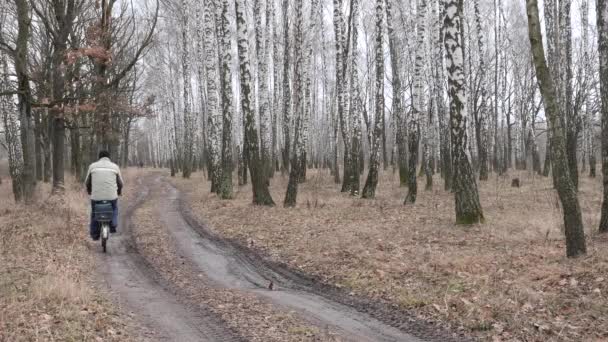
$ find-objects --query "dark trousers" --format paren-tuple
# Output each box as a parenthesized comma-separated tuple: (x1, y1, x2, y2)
(90, 199, 118, 240)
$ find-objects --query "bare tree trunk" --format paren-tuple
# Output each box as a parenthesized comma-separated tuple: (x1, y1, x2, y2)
(49, 0, 76, 194)
(181, 0, 194, 179)
(219, 0, 234, 199)
(1, 55, 24, 201)
(236, 0, 274, 206)
(445, 0, 484, 224)
(598, 0, 608, 233)
(15, 0, 36, 203)
(284, 0, 305, 207)
(405, 0, 426, 204)
(281, 0, 291, 174)
(559, 0, 579, 190)
(473, 0, 488, 181)
(271, 0, 280, 177)
(201, 0, 221, 191)
(361, 0, 385, 199)
(386, 0, 407, 187)
(255, 0, 272, 179)
(527, 0, 586, 257)
(434, 0, 451, 191)
(333, 0, 355, 193)
(346, 0, 361, 195)
(43, 111, 52, 182)
(34, 110, 42, 181)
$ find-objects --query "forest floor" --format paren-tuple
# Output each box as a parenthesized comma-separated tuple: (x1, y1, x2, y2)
(125, 173, 449, 341)
(172, 167, 608, 342)
(0, 165, 139, 341)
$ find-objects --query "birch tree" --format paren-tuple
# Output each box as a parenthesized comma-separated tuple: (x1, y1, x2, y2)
(235, 0, 274, 206)
(284, 0, 304, 207)
(473, 0, 488, 181)
(254, 0, 271, 177)
(580, 0, 596, 178)
(202, 0, 221, 191)
(404, 0, 426, 204)
(559, 0, 579, 190)
(1, 54, 24, 201)
(14, 0, 36, 203)
(348, 0, 362, 196)
(434, 0, 451, 191)
(526, 0, 586, 257)
(386, 0, 407, 187)
(281, 0, 291, 173)
(598, 0, 608, 233)
(444, 0, 484, 224)
(219, 0, 234, 199)
(300, 0, 320, 183)
(361, 0, 385, 199)
(181, 0, 194, 178)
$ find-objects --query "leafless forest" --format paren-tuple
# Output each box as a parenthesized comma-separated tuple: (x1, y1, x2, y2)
(1, 0, 608, 341)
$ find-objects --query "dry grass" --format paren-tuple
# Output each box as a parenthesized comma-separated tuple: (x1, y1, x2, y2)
(0, 174, 137, 342)
(172, 168, 608, 342)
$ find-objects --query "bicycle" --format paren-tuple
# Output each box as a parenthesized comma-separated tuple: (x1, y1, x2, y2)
(93, 201, 114, 253)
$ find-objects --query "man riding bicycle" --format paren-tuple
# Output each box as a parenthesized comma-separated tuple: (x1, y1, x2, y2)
(85, 150, 124, 240)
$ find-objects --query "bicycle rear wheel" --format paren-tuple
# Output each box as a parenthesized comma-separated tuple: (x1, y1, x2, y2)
(101, 223, 109, 253)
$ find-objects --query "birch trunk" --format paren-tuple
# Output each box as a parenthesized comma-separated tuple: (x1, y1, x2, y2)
(333, 0, 354, 193)
(284, 0, 305, 207)
(347, 0, 361, 195)
(444, 0, 484, 224)
(435, 0, 451, 191)
(236, 0, 274, 206)
(271, 0, 280, 175)
(598, 0, 608, 232)
(526, 0, 586, 256)
(219, 0, 234, 199)
(1, 55, 24, 201)
(387, 0, 407, 187)
(281, 0, 292, 173)
(202, 0, 222, 192)
(181, 0, 194, 178)
(361, 0, 384, 199)
(404, 0, 426, 203)
(580, 0, 595, 179)
(559, 0, 579, 189)
(15, 0, 36, 203)
(473, 0, 488, 181)
(255, 0, 271, 178)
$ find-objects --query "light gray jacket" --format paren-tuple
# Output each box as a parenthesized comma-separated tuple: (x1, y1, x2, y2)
(85, 157, 124, 201)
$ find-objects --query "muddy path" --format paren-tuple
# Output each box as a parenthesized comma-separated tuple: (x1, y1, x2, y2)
(157, 177, 467, 342)
(97, 177, 242, 342)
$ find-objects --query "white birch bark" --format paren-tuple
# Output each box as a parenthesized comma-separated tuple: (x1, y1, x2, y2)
(202, 0, 222, 191)
(404, 0, 426, 203)
(361, 0, 384, 199)
(219, 0, 234, 198)
(181, 0, 194, 178)
(254, 0, 271, 176)
(444, 0, 484, 223)
(236, 0, 274, 205)
(598, 0, 608, 231)
(1, 54, 24, 201)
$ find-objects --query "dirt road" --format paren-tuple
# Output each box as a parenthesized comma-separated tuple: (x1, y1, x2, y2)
(97, 179, 242, 342)
(97, 175, 466, 341)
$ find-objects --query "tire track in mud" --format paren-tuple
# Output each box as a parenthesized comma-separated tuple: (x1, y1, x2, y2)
(97, 177, 243, 342)
(158, 177, 469, 342)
